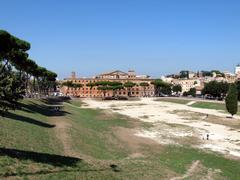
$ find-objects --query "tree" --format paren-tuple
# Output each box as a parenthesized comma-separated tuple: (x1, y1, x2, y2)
(225, 84, 238, 117)
(62, 81, 82, 97)
(0, 30, 30, 115)
(161, 84, 172, 95)
(179, 71, 189, 79)
(94, 81, 110, 97)
(93, 81, 123, 97)
(151, 79, 171, 96)
(202, 81, 229, 98)
(201, 71, 212, 77)
(182, 91, 188, 97)
(182, 88, 196, 97)
(211, 70, 225, 77)
(124, 81, 136, 96)
(0, 64, 25, 116)
(188, 88, 196, 97)
(0, 29, 57, 115)
(140, 82, 149, 97)
(106, 81, 123, 97)
(172, 84, 182, 94)
(87, 82, 96, 97)
(235, 81, 240, 101)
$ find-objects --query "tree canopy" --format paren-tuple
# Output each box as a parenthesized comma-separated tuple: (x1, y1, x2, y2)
(151, 79, 172, 96)
(172, 84, 182, 94)
(202, 81, 229, 98)
(0, 30, 57, 115)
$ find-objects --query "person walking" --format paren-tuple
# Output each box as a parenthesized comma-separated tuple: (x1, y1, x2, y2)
(206, 134, 209, 140)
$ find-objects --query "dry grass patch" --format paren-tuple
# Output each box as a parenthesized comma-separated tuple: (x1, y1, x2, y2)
(171, 110, 240, 129)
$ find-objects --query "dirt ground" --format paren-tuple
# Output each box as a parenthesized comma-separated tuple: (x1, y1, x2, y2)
(83, 98, 240, 159)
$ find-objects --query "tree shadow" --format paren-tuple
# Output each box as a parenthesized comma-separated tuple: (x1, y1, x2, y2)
(4, 112, 56, 128)
(0, 147, 114, 178)
(41, 96, 71, 105)
(19, 102, 70, 117)
(0, 147, 82, 167)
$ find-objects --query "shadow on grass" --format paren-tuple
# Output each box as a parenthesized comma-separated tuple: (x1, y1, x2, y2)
(19, 102, 70, 117)
(40, 96, 71, 105)
(0, 147, 82, 167)
(5, 112, 56, 128)
(0, 147, 113, 177)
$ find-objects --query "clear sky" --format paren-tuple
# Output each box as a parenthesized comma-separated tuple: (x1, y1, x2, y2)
(1, 0, 240, 79)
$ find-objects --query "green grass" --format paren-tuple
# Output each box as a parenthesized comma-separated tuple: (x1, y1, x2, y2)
(68, 99, 86, 107)
(190, 101, 240, 115)
(158, 146, 240, 179)
(1, 98, 240, 179)
(156, 98, 240, 115)
(190, 101, 226, 111)
(155, 98, 191, 105)
(0, 99, 62, 154)
(64, 103, 131, 160)
(0, 99, 90, 178)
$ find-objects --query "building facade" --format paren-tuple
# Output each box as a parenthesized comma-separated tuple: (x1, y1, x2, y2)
(172, 78, 203, 94)
(61, 70, 155, 98)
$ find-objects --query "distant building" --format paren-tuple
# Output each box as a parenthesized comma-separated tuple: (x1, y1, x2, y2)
(161, 76, 173, 83)
(172, 78, 202, 94)
(235, 64, 240, 75)
(179, 70, 196, 79)
(61, 70, 155, 98)
(71, 71, 76, 79)
(223, 71, 236, 83)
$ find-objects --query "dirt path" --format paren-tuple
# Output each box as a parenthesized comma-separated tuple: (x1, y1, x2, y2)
(170, 160, 222, 180)
(51, 117, 80, 158)
(170, 160, 200, 180)
(50, 115, 115, 168)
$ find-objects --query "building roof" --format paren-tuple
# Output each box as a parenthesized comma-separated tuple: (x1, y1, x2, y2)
(97, 70, 128, 76)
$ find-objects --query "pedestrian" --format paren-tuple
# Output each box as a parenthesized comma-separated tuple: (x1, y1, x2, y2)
(206, 134, 209, 140)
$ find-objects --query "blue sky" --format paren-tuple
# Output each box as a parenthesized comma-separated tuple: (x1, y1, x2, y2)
(1, 0, 240, 79)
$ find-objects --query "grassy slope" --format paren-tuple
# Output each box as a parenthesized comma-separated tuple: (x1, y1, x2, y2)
(0, 99, 240, 179)
(0, 99, 90, 178)
(0, 99, 62, 153)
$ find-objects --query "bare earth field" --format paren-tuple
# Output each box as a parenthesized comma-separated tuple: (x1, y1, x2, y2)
(83, 98, 240, 159)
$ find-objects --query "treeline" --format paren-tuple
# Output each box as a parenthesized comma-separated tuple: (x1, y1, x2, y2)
(202, 81, 240, 100)
(168, 70, 225, 79)
(0, 30, 57, 115)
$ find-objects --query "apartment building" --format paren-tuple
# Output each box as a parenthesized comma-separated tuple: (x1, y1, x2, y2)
(172, 78, 202, 94)
(61, 70, 155, 98)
